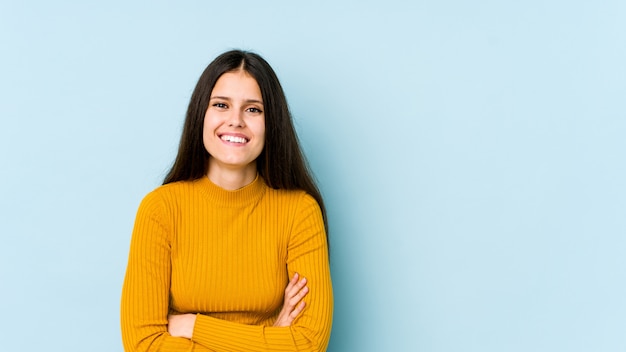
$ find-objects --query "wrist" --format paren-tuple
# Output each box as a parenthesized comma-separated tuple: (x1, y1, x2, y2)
(188, 314, 197, 339)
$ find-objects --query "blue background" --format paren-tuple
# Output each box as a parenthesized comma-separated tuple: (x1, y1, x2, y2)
(1, 1, 625, 351)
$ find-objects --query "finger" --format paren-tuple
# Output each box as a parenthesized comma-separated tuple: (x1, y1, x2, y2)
(287, 285, 309, 306)
(291, 277, 307, 294)
(284, 273, 300, 293)
(289, 300, 306, 318)
(285, 276, 307, 296)
(286, 284, 308, 305)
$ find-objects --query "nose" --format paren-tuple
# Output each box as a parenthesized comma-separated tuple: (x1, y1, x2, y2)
(227, 109, 245, 128)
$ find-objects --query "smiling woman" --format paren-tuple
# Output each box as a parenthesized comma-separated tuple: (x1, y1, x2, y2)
(120, 50, 333, 352)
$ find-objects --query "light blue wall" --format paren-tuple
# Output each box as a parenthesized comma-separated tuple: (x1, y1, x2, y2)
(1, 1, 625, 351)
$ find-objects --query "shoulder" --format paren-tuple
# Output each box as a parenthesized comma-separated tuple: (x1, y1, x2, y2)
(263, 188, 323, 222)
(140, 181, 178, 203)
(265, 187, 319, 207)
(134, 181, 198, 230)
(138, 180, 196, 212)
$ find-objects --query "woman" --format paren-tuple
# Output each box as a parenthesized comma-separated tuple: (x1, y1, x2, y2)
(121, 50, 333, 351)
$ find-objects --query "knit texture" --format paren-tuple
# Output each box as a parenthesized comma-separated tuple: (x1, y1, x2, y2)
(121, 176, 333, 351)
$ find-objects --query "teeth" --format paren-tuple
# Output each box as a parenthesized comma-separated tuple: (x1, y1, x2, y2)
(221, 135, 247, 143)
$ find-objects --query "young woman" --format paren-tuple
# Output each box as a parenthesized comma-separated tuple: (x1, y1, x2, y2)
(121, 50, 333, 351)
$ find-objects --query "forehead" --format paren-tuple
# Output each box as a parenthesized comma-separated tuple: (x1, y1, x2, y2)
(211, 71, 262, 99)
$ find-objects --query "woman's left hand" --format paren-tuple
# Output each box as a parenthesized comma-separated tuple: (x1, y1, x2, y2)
(168, 313, 197, 339)
(273, 272, 309, 327)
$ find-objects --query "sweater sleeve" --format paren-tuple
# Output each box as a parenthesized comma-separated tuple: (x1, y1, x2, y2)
(190, 193, 334, 351)
(120, 191, 215, 352)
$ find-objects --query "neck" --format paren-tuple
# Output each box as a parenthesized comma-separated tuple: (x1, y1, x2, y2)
(207, 162, 258, 190)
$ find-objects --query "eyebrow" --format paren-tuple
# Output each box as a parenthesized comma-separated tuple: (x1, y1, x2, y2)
(210, 96, 264, 105)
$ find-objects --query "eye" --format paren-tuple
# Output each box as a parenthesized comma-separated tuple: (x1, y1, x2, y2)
(246, 107, 263, 113)
(213, 102, 228, 109)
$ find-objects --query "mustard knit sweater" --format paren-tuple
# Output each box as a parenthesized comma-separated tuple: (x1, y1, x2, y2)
(121, 176, 333, 351)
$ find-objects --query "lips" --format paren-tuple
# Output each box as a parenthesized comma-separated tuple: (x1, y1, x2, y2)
(219, 134, 249, 144)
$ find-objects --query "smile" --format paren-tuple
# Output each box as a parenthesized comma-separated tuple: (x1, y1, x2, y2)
(220, 135, 249, 144)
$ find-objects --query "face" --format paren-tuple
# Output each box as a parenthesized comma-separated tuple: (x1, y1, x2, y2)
(203, 70, 265, 176)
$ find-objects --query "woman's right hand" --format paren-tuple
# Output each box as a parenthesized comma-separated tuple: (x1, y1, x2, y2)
(273, 272, 309, 327)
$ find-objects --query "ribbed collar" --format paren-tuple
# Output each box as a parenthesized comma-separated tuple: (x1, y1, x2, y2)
(195, 174, 267, 208)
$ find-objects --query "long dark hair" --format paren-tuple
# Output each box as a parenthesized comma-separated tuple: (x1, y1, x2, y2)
(163, 50, 328, 233)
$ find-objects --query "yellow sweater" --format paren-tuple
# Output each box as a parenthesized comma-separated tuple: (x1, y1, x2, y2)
(121, 176, 333, 351)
